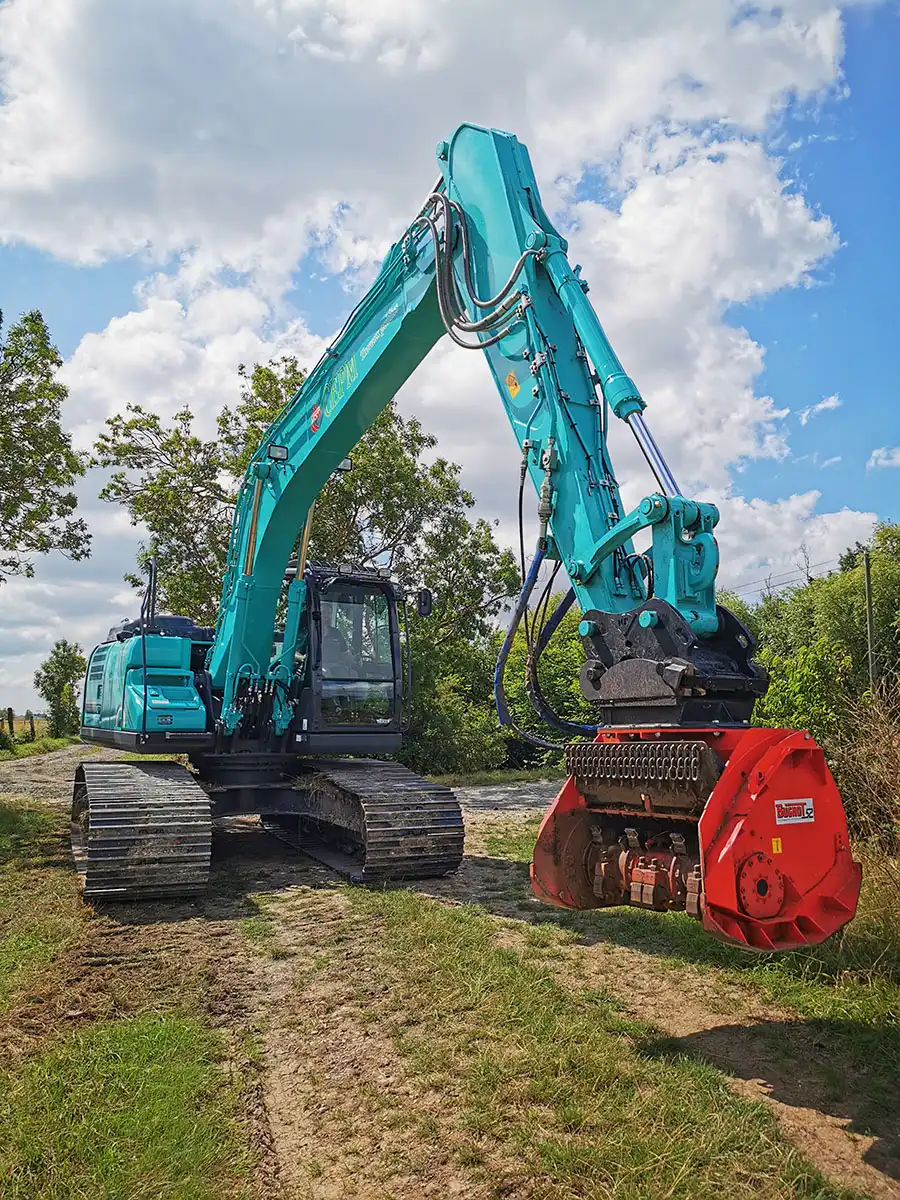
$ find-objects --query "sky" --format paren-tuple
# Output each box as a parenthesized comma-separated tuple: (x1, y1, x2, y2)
(1, 0, 898, 712)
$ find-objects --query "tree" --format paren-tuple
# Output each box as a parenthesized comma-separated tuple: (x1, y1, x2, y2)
(752, 637, 852, 748)
(743, 524, 900, 689)
(95, 357, 520, 774)
(0, 310, 90, 584)
(91, 359, 304, 624)
(34, 639, 87, 737)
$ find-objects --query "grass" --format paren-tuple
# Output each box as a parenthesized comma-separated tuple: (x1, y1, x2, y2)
(340, 885, 858, 1199)
(485, 818, 900, 1101)
(0, 799, 84, 1011)
(238, 896, 281, 955)
(0, 1014, 250, 1199)
(428, 765, 566, 788)
(0, 795, 257, 1197)
(0, 737, 80, 763)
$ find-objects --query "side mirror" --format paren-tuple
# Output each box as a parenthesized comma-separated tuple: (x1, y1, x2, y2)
(416, 588, 433, 618)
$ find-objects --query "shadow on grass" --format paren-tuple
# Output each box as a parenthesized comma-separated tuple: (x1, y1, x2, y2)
(93, 821, 344, 931)
(639, 1018, 900, 1180)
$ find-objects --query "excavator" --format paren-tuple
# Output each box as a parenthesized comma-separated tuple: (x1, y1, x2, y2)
(73, 123, 861, 952)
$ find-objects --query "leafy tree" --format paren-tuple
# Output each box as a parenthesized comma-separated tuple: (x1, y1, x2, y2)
(745, 524, 900, 689)
(0, 310, 90, 584)
(95, 357, 520, 774)
(752, 637, 852, 747)
(92, 359, 304, 624)
(33, 639, 87, 737)
(838, 540, 868, 573)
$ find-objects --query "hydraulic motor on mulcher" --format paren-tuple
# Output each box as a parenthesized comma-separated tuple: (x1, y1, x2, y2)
(71, 122, 861, 953)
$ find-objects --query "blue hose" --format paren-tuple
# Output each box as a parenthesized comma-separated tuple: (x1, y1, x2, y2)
(494, 546, 562, 750)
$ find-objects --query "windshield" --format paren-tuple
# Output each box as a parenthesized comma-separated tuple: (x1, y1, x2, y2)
(319, 583, 394, 682)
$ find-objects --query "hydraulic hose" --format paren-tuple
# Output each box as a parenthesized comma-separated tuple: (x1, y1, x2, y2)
(525, 587, 604, 737)
(494, 545, 567, 752)
(412, 193, 535, 349)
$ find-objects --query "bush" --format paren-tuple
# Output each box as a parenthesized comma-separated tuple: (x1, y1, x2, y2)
(831, 678, 900, 849)
(753, 637, 852, 747)
(401, 675, 507, 777)
(0, 729, 13, 753)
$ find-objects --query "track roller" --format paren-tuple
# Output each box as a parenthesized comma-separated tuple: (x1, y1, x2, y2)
(267, 758, 464, 882)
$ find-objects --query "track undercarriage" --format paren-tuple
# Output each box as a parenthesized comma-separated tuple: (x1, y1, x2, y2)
(70, 756, 464, 901)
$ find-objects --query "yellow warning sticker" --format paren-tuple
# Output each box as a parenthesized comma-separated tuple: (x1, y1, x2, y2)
(505, 370, 520, 398)
(771, 837, 783, 855)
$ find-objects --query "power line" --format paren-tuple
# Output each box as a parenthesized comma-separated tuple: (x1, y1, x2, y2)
(729, 556, 840, 596)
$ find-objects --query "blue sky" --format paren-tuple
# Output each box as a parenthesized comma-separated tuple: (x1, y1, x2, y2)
(0, 0, 897, 707)
(735, 2, 900, 530)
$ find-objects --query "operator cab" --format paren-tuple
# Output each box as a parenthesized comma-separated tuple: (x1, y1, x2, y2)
(291, 565, 406, 755)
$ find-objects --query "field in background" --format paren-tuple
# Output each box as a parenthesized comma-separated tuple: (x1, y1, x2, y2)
(0, 716, 49, 740)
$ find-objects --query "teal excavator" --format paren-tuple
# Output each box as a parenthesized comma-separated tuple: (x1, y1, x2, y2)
(73, 124, 861, 952)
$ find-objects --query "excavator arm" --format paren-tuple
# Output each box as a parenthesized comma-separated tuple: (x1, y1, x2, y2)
(210, 123, 736, 735)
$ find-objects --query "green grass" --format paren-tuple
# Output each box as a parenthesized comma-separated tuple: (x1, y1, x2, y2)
(0, 796, 258, 1196)
(238, 896, 279, 954)
(485, 818, 900, 1102)
(0, 737, 80, 763)
(0, 1013, 250, 1199)
(0, 800, 83, 1011)
(342, 886, 857, 1199)
(427, 765, 566, 788)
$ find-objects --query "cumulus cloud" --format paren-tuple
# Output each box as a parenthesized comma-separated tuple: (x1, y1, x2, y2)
(867, 445, 900, 469)
(0, 0, 882, 708)
(798, 392, 841, 424)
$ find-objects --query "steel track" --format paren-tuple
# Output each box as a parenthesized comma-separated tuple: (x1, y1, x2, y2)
(71, 762, 211, 900)
(264, 757, 464, 883)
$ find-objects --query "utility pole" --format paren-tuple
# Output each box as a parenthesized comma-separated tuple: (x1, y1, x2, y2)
(863, 549, 876, 692)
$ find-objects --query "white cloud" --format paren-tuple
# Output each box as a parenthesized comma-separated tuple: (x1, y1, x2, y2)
(713, 492, 876, 597)
(867, 445, 900, 469)
(798, 392, 841, 423)
(821, 455, 842, 467)
(0, 0, 884, 709)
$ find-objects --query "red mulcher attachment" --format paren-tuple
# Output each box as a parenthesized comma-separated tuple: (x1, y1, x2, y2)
(530, 727, 861, 952)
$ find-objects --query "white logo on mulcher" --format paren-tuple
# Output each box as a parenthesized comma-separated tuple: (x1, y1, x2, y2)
(774, 798, 815, 825)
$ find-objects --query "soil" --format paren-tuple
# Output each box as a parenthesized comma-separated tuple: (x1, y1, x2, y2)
(1, 750, 897, 1199)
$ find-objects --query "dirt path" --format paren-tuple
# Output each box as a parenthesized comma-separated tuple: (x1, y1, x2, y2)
(418, 812, 900, 1200)
(0, 742, 122, 805)
(2, 753, 897, 1198)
